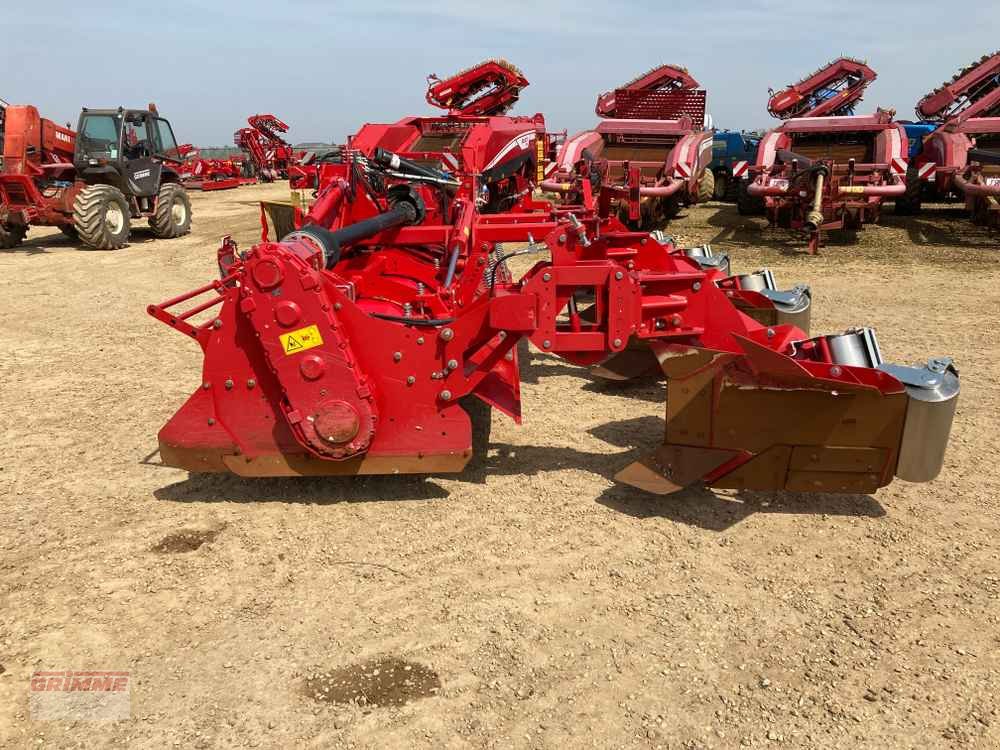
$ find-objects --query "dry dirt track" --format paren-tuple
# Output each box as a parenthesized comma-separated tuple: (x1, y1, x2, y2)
(1, 185, 999, 749)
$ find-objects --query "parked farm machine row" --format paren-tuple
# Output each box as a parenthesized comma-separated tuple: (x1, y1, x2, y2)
(0, 97, 315, 248)
(148, 60, 958, 498)
(177, 144, 255, 191)
(179, 112, 308, 192)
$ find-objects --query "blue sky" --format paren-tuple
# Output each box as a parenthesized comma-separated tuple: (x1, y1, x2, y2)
(4, 1, 999, 145)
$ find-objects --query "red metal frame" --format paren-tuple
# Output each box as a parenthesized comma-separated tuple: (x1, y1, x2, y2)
(426, 59, 529, 117)
(917, 51, 1000, 122)
(767, 57, 877, 120)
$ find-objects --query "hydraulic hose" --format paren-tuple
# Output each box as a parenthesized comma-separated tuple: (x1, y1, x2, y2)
(373, 148, 451, 182)
(776, 148, 816, 168)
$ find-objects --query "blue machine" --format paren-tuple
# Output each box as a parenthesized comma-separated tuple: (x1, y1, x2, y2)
(709, 130, 761, 200)
(899, 121, 938, 159)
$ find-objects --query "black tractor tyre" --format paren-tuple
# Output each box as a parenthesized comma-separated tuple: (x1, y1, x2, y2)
(736, 178, 765, 215)
(894, 167, 923, 216)
(149, 183, 193, 239)
(712, 170, 729, 201)
(696, 168, 715, 203)
(0, 223, 27, 249)
(60, 225, 79, 241)
(724, 172, 741, 201)
(73, 185, 132, 250)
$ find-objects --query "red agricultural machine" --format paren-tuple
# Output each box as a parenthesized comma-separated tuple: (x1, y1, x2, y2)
(147, 60, 959, 497)
(234, 114, 301, 182)
(739, 58, 908, 253)
(284, 59, 539, 229)
(177, 145, 253, 191)
(546, 65, 714, 228)
(0, 102, 192, 249)
(904, 51, 1000, 225)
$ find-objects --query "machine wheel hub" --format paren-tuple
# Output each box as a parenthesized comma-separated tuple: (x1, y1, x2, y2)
(171, 199, 187, 226)
(105, 204, 125, 234)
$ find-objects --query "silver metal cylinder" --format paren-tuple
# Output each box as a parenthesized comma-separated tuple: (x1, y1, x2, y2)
(732, 269, 776, 293)
(880, 359, 960, 483)
(825, 328, 883, 368)
(682, 243, 713, 259)
(761, 285, 811, 334)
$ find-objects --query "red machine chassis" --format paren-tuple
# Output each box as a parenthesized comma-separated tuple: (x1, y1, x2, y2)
(147, 62, 958, 496)
(746, 113, 908, 252)
(547, 65, 712, 229)
(177, 145, 253, 191)
(744, 59, 906, 253)
(0, 104, 80, 235)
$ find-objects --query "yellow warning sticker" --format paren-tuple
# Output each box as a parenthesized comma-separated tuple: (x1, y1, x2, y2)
(279, 324, 323, 355)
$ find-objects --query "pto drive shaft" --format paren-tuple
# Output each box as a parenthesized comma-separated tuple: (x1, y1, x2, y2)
(285, 186, 424, 268)
(805, 166, 829, 232)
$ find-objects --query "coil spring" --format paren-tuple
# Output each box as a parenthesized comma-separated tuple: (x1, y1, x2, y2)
(483, 243, 512, 289)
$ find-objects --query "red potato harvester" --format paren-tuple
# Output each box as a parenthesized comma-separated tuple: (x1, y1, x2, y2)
(905, 50, 1000, 225)
(738, 58, 909, 254)
(545, 65, 715, 229)
(176, 144, 253, 191)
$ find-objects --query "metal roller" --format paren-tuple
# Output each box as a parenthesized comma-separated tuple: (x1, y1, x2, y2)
(730, 268, 775, 292)
(793, 328, 959, 483)
(824, 327, 883, 368)
(723, 269, 811, 333)
(759, 284, 811, 333)
(880, 358, 960, 483)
